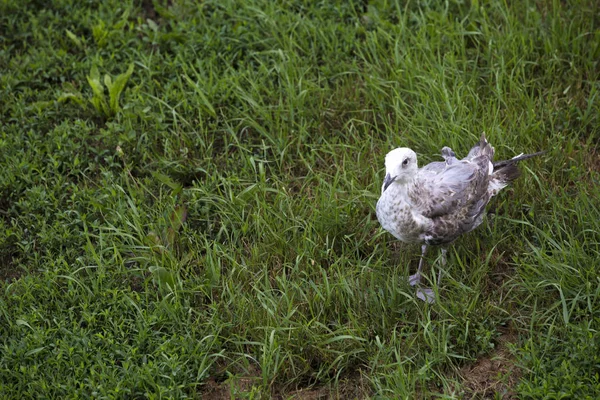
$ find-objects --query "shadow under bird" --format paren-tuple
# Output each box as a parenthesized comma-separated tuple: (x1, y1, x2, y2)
(376, 134, 543, 303)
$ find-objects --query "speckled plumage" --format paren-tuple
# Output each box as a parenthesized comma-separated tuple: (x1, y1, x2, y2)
(377, 134, 503, 246)
(376, 134, 541, 302)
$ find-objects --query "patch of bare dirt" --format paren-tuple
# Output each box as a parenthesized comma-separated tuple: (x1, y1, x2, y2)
(200, 367, 371, 400)
(0, 249, 23, 283)
(283, 387, 332, 400)
(582, 141, 600, 174)
(458, 329, 521, 399)
(282, 373, 370, 400)
(201, 364, 260, 400)
(139, 0, 172, 20)
(0, 263, 23, 283)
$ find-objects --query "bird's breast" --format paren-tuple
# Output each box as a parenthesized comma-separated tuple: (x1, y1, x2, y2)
(376, 193, 428, 243)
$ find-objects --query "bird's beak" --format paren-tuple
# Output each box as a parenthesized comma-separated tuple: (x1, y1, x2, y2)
(382, 173, 396, 192)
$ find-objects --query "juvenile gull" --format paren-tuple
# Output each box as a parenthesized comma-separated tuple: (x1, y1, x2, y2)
(376, 134, 543, 303)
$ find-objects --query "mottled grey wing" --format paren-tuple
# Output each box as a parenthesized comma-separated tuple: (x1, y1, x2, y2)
(410, 157, 490, 219)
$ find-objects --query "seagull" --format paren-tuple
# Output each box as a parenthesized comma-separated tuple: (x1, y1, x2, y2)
(376, 134, 543, 303)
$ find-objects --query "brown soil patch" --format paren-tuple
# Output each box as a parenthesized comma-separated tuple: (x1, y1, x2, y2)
(282, 373, 371, 400)
(201, 368, 370, 400)
(0, 252, 23, 283)
(0, 264, 23, 282)
(283, 387, 333, 400)
(582, 142, 600, 174)
(201, 364, 261, 400)
(458, 329, 521, 399)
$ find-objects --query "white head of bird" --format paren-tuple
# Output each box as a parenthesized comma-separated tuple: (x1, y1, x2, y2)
(384, 148, 418, 186)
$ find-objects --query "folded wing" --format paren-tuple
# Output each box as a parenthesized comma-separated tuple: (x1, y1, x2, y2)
(409, 152, 493, 244)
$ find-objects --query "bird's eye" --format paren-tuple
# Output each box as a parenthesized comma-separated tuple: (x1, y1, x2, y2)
(402, 158, 409, 166)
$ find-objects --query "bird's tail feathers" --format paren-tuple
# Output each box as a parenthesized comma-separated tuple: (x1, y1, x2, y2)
(493, 163, 521, 183)
(489, 150, 544, 194)
(492, 151, 545, 169)
(489, 163, 520, 194)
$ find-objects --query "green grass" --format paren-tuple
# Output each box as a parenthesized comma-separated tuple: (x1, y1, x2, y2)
(1, 0, 599, 398)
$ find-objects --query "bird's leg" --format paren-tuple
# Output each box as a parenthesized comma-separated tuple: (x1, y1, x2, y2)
(437, 247, 447, 285)
(408, 244, 427, 286)
(416, 247, 447, 304)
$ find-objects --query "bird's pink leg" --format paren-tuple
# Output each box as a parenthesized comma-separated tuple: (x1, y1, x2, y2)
(416, 247, 447, 304)
(409, 244, 427, 286)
